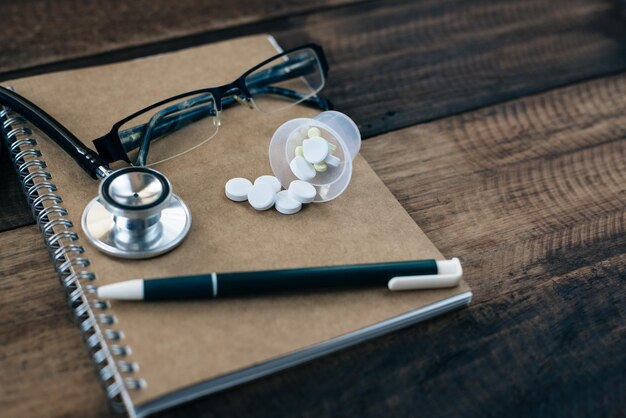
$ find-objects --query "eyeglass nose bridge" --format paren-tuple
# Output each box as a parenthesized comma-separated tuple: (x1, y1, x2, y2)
(233, 95, 254, 109)
(219, 83, 254, 110)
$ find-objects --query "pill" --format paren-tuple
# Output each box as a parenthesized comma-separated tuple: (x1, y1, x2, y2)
(325, 154, 341, 167)
(288, 180, 316, 204)
(328, 142, 337, 153)
(302, 137, 329, 164)
(295, 146, 304, 158)
(289, 156, 316, 181)
(254, 175, 282, 193)
(307, 127, 321, 138)
(313, 162, 327, 172)
(225, 177, 253, 202)
(275, 190, 302, 215)
(247, 182, 276, 211)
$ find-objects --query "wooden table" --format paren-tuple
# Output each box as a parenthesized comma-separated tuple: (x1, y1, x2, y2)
(1, 1, 624, 417)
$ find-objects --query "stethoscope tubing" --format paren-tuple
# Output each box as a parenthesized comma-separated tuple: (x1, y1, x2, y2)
(0, 86, 108, 179)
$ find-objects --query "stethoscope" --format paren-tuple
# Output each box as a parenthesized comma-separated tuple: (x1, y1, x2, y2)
(0, 87, 191, 259)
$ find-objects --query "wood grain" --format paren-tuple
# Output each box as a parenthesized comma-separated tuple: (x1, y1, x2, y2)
(0, 226, 110, 418)
(1, 71, 623, 417)
(1, 0, 626, 231)
(274, 0, 626, 136)
(0, 144, 33, 231)
(0, 0, 361, 74)
(0, 0, 626, 138)
(0, 0, 624, 137)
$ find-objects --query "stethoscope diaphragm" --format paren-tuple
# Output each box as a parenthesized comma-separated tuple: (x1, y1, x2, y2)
(81, 167, 191, 259)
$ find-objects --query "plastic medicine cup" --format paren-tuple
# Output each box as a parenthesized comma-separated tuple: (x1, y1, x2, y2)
(269, 111, 361, 202)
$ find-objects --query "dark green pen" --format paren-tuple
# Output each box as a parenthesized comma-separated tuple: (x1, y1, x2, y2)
(96, 258, 462, 301)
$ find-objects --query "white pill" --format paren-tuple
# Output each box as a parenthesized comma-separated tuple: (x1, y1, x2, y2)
(254, 175, 282, 193)
(288, 180, 316, 204)
(325, 154, 341, 167)
(275, 190, 302, 215)
(302, 137, 329, 164)
(307, 127, 321, 138)
(225, 177, 252, 202)
(289, 156, 316, 181)
(247, 182, 276, 211)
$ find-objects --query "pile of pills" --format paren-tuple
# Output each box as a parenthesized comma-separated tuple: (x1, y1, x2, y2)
(289, 127, 340, 181)
(225, 175, 316, 215)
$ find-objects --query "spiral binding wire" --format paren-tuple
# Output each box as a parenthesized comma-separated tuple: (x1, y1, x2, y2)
(1, 106, 144, 417)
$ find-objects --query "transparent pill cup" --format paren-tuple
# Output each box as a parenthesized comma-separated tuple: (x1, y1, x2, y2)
(269, 111, 361, 202)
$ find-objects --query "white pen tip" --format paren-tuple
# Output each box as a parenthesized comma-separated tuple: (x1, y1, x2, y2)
(97, 279, 144, 300)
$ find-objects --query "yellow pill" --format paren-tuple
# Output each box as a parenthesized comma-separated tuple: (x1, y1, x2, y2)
(313, 162, 328, 172)
(307, 127, 321, 138)
(328, 142, 337, 153)
(295, 146, 304, 157)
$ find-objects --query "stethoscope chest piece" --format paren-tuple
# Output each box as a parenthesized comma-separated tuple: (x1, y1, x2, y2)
(81, 167, 191, 259)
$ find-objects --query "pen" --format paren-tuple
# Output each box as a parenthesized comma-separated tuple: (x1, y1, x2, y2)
(96, 258, 463, 301)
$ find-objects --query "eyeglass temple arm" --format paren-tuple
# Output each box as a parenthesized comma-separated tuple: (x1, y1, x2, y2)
(221, 87, 332, 111)
(0, 86, 109, 179)
(240, 53, 332, 109)
(245, 54, 318, 88)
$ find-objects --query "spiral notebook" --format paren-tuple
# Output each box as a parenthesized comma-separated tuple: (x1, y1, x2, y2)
(1, 35, 472, 417)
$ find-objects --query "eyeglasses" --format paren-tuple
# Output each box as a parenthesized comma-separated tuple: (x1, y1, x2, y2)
(93, 44, 331, 167)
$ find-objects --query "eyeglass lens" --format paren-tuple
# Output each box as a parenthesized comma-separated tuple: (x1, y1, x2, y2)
(118, 92, 219, 166)
(245, 47, 325, 112)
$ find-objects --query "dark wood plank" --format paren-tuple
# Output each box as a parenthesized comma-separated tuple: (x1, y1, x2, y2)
(1, 72, 624, 418)
(1, 0, 625, 138)
(1, 0, 626, 232)
(273, 0, 626, 136)
(0, 0, 361, 74)
(0, 143, 33, 231)
(0, 226, 110, 418)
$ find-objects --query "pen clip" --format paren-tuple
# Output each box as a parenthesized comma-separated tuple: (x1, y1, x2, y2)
(387, 258, 463, 291)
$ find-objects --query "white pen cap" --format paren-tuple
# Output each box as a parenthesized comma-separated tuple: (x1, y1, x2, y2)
(388, 258, 463, 291)
(435, 258, 462, 275)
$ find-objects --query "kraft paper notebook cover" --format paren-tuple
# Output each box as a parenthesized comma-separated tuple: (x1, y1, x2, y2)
(1, 35, 472, 417)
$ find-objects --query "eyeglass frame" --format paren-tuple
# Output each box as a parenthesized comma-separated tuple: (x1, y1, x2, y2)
(93, 43, 332, 166)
